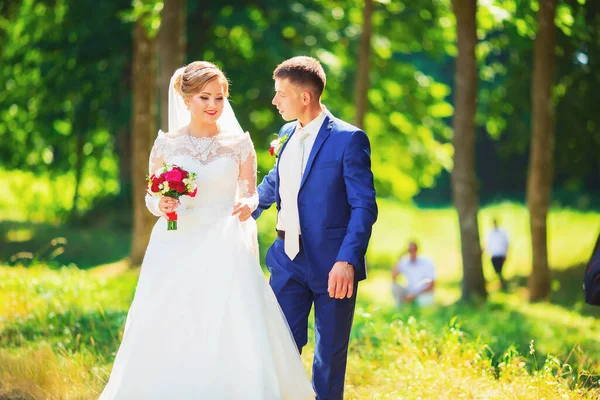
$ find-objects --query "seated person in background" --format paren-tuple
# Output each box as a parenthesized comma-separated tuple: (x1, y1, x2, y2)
(391, 241, 435, 307)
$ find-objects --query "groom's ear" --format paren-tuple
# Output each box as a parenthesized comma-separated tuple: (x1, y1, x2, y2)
(301, 91, 312, 105)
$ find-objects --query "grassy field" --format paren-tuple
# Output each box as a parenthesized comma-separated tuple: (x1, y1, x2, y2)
(1, 265, 599, 399)
(1, 196, 599, 399)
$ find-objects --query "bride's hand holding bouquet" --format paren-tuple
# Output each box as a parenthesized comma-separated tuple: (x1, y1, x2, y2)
(147, 164, 198, 230)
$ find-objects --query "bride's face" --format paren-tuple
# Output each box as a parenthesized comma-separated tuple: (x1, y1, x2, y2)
(186, 78, 226, 124)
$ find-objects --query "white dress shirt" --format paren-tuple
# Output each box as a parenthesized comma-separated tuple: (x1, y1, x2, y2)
(277, 107, 328, 231)
(486, 228, 509, 257)
(396, 255, 436, 295)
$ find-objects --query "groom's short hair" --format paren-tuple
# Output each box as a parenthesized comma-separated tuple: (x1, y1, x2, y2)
(273, 56, 326, 98)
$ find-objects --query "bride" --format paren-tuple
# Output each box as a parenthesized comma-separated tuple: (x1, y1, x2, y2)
(99, 61, 315, 399)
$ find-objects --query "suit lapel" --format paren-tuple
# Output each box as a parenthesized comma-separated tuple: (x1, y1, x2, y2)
(276, 125, 298, 166)
(299, 113, 334, 190)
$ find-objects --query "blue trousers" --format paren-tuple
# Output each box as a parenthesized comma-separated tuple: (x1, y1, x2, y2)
(266, 238, 357, 400)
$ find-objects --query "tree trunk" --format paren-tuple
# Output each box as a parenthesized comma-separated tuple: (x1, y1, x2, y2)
(130, 20, 158, 267)
(158, 0, 186, 132)
(451, 0, 487, 301)
(354, 0, 373, 129)
(527, 0, 558, 302)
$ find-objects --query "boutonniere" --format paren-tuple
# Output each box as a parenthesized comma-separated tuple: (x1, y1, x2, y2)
(269, 133, 290, 157)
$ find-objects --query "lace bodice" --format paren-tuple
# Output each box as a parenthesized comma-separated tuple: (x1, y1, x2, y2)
(145, 127, 258, 216)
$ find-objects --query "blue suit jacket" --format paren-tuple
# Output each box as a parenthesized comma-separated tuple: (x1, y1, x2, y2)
(253, 111, 378, 285)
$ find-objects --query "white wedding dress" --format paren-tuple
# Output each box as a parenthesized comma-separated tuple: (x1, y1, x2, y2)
(99, 127, 315, 399)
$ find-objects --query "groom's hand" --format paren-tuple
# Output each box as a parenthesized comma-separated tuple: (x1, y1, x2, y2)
(328, 261, 355, 299)
(232, 202, 252, 221)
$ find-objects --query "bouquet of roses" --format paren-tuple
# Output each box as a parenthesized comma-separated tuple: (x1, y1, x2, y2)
(147, 164, 198, 230)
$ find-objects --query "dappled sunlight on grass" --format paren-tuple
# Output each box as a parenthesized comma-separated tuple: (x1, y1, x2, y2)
(367, 199, 599, 284)
(343, 301, 598, 399)
(359, 271, 600, 381)
(0, 199, 599, 398)
(1, 265, 598, 399)
(0, 344, 107, 399)
(0, 221, 131, 269)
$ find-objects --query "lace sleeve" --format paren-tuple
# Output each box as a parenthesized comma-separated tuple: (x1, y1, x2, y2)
(145, 131, 166, 217)
(237, 132, 259, 212)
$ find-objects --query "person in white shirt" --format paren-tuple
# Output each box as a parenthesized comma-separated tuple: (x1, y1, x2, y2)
(391, 241, 435, 307)
(485, 219, 510, 289)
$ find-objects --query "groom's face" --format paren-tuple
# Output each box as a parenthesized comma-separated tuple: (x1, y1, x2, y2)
(272, 78, 305, 121)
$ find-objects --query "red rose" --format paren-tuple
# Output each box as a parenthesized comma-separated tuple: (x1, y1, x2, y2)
(151, 181, 160, 192)
(164, 168, 183, 182)
(181, 170, 189, 179)
(269, 147, 275, 156)
(170, 181, 186, 193)
(189, 187, 198, 197)
(158, 175, 166, 184)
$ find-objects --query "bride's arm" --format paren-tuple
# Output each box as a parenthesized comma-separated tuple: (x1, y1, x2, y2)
(232, 133, 258, 221)
(145, 132, 166, 217)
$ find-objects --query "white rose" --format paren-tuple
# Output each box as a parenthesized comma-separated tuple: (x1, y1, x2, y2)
(270, 139, 281, 153)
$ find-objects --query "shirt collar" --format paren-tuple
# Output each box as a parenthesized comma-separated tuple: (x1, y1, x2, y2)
(296, 106, 328, 137)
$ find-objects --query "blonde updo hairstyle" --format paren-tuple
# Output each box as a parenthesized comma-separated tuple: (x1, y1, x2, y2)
(174, 61, 229, 101)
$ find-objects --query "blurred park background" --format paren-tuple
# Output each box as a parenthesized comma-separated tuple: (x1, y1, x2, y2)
(1, 0, 600, 398)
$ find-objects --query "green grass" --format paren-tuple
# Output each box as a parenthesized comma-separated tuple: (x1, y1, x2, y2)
(0, 266, 599, 399)
(369, 199, 599, 282)
(1, 180, 600, 398)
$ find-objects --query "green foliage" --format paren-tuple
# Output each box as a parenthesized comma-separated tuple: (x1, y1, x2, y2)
(0, 167, 120, 221)
(184, 0, 456, 199)
(120, 0, 163, 38)
(473, 0, 600, 198)
(0, 0, 131, 212)
(1, 0, 599, 215)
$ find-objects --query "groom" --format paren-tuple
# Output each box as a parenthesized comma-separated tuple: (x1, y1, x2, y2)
(252, 56, 378, 399)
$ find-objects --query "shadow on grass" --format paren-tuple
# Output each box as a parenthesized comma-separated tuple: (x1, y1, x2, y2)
(357, 280, 600, 387)
(510, 263, 600, 318)
(0, 221, 131, 270)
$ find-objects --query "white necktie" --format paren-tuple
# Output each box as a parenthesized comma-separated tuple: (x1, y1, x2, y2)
(282, 128, 309, 260)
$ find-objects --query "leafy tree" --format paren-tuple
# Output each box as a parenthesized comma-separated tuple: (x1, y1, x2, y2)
(0, 0, 131, 215)
(184, 0, 454, 200)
